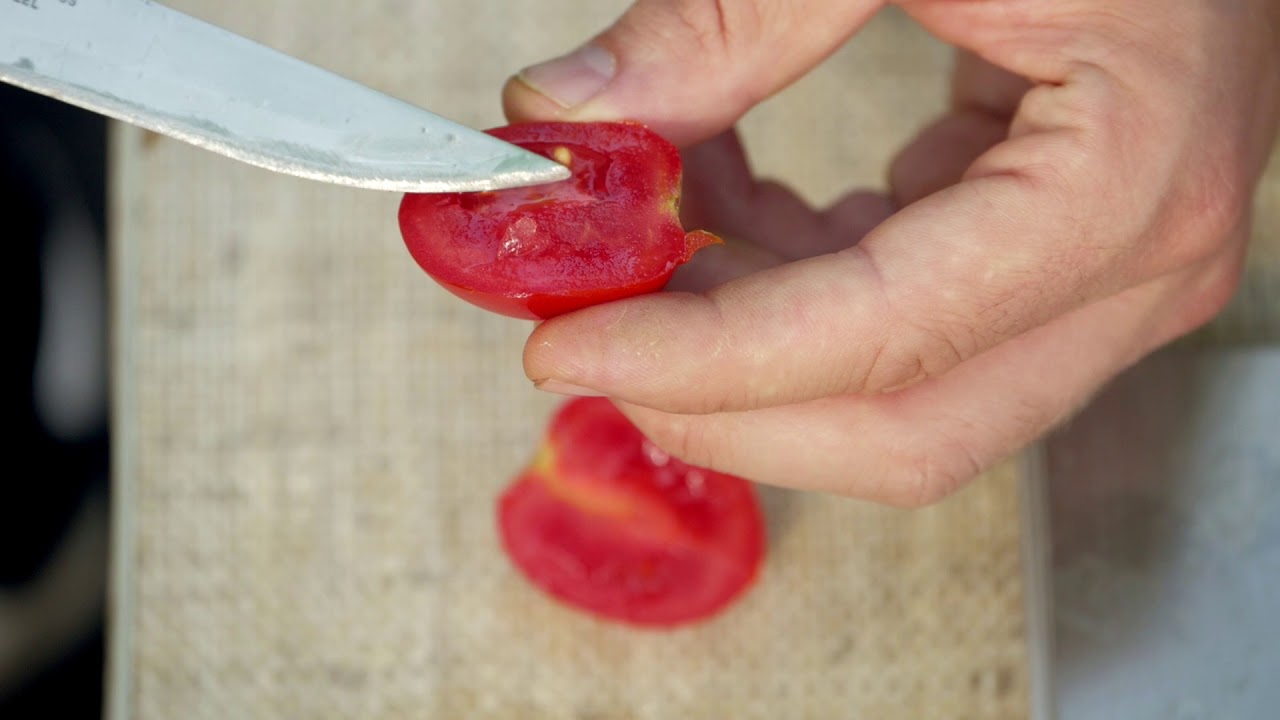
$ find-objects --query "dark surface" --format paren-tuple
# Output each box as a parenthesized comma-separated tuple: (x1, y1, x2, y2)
(0, 629, 105, 720)
(0, 83, 109, 718)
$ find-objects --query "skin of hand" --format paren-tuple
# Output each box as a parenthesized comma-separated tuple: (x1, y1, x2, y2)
(502, 0, 1280, 506)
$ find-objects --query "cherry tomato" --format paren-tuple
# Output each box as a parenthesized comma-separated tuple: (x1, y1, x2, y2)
(399, 122, 719, 320)
(498, 397, 766, 628)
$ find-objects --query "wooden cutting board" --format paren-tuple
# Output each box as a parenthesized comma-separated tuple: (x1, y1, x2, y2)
(109, 2, 1275, 717)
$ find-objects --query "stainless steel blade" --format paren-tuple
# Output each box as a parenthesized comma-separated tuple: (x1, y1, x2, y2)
(0, 0, 570, 192)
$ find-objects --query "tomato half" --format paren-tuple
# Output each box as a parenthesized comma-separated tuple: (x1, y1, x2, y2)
(498, 397, 766, 628)
(399, 122, 719, 319)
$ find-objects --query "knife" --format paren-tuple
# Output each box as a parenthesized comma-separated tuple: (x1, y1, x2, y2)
(0, 0, 570, 192)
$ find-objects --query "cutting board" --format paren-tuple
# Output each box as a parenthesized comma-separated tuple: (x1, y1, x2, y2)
(110, 3, 1047, 718)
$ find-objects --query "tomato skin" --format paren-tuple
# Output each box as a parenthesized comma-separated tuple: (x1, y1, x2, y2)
(498, 398, 766, 628)
(430, 270, 671, 320)
(399, 122, 719, 320)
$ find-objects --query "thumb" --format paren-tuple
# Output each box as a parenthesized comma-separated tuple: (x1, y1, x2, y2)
(503, 0, 885, 146)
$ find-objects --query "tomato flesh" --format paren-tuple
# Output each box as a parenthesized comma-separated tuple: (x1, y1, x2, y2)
(399, 122, 719, 319)
(498, 398, 766, 627)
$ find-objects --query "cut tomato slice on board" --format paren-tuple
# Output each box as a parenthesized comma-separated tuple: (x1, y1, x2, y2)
(399, 121, 719, 320)
(498, 397, 766, 628)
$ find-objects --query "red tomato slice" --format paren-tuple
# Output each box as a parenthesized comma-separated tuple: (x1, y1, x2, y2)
(498, 398, 766, 628)
(399, 122, 719, 319)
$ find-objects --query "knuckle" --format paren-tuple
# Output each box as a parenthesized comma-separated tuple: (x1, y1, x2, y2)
(1097, 90, 1250, 275)
(1166, 167, 1249, 269)
(640, 412, 722, 471)
(884, 441, 982, 509)
(858, 339, 928, 395)
(630, 0, 763, 61)
(846, 249, 979, 395)
(674, 0, 730, 54)
(857, 318, 975, 395)
(1167, 250, 1246, 335)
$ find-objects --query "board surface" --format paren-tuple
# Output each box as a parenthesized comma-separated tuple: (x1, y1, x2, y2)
(114, 2, 1280, 717)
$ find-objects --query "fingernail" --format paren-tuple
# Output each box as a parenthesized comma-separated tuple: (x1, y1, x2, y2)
(518, 44, 616, 108)
(534, 378, 606, 397)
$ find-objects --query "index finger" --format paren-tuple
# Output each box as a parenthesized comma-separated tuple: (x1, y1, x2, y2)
(526, 166, 1081, 413)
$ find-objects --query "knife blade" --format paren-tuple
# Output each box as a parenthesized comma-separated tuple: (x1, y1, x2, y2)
(0, 0, 570, 192)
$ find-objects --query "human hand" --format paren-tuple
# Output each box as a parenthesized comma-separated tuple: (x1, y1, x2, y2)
(502, 0, 1280, 505)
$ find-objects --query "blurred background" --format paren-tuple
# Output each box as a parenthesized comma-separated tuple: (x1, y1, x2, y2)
(0, 83, 109, 719)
